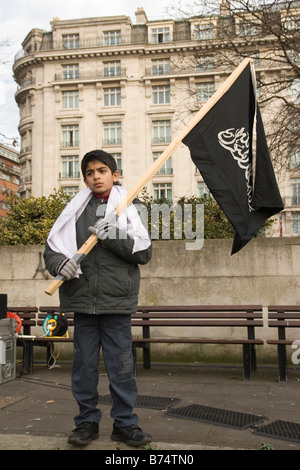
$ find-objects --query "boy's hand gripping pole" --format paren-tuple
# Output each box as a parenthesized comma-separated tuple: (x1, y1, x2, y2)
(44, 233, 98, 295)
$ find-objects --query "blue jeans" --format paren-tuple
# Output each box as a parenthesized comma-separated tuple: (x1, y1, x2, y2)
(72, 313, 138, 427)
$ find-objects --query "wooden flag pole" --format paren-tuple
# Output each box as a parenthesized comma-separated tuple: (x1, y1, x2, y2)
(44, 57, 252, 296)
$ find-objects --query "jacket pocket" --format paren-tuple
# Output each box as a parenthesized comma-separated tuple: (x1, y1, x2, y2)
(60, 275, 89, 305)
(101, 266, 131, 298)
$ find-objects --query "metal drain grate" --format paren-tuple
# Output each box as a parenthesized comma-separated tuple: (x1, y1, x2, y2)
(253, 420, 300, 443)
(99, 394, 181, 410)
(165, 404, 267, 429)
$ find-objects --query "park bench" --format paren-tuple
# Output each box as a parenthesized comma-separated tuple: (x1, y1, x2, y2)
(14, 305, 264, 379)
(131, 305, 264, 380)
(267, 305, 300, 382)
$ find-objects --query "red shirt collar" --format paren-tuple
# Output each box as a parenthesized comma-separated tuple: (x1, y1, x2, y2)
(93, 192, 110, 202)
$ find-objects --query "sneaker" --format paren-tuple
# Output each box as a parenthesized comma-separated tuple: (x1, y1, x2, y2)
(67, 422, 99, 446)
(111, 424, 152, 447)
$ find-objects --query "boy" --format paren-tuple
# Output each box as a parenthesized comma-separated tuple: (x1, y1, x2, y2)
(43, 150, 152, 447)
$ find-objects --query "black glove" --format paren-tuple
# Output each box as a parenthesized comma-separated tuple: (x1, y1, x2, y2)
(55, 258, 78, 280)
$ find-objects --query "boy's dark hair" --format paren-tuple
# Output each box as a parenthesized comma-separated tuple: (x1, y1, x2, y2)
(81, 150, 117, 178)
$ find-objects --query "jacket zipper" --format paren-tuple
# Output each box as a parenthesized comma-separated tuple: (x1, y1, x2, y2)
(93, 271, 97, 314)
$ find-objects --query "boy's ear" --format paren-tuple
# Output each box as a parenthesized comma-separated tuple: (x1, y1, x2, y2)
(113, 170, 119, 183)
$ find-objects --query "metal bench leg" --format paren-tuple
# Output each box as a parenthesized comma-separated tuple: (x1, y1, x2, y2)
(247, 325, 257, 371)
(143, 344, 151, 369)
(142, 323, 151, 369)
(250, 344, 257, 371)
(278, 344, 287, 382)
(243, 344, 251, 380)
(22, 342, 33, 374)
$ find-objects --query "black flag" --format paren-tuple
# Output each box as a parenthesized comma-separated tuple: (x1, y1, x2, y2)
(183, 62, 284, 254)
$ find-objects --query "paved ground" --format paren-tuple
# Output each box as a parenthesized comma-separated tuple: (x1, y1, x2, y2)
(0, 361, 300, 452)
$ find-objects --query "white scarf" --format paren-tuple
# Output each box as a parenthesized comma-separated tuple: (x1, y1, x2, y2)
(47, 185, 151, 262)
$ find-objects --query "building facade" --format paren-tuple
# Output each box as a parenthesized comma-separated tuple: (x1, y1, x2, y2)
(0, 144, 20, 218)
(12, 3, 300, 237)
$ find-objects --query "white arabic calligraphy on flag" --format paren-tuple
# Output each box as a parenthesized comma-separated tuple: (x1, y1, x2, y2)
(218, 127, 254, 212)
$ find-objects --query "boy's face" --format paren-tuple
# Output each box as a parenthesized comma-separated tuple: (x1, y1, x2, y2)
(84, 160, 119, 197)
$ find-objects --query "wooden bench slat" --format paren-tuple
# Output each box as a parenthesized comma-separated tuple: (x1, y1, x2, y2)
(137, 305, 262, 312)
(269, 320, 300, 327)
(7, 307, 38, 312)
(268, 305, 300, 312)
(133, 338, 264, 344)
(133, 312, 262, 319)
(267, 340, 294, 345)
(27, 337, 74, 343)
(131, 320, 263, 327)
(18, 320, 36, 326)
(8, 308, 37, 318)
(268, 314, 300, 320)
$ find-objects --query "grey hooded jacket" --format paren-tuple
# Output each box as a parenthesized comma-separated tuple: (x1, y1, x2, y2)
(43, 196, 152, 315)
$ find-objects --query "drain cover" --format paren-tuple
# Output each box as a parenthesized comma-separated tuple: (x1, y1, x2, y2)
(253, 420, 300, 443)
(99, 394, 181, 410)
(165, 404, 267, 429)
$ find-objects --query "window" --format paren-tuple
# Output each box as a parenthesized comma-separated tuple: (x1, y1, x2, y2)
(62, 186, 79, 197)
(103, 122, 122, 145)
(103, 61, 121, 77)
(20, 95, 32, 117)
(287, 78, 300, 96)
(61, 155, 79, 178)
(153, 183, 172, 202)
(292, 213, 300, 234)
(291, 178, 300, 205)
(196, 56, 214, 72)
(193, 23, 214, 40)
(151, 28, 170, 44)
(104, 87, 121, 106)
(290, 149, 300, 169)
(196, 82, 215, 102)
(239, 21, 260, 37)
(62, 64, 79, 80)
(151, 59, 170, 75)
(20, 160, 32, 184)
(152, 120, 171, 144)
(153, 152, 172, 175)
(62, 125, 79, 148)
(1, 173, 11, 182)
(198, 182, 210, 197)
(285, 15, 300, 31)
(63, 34, 79, 49)
(111, 153, 123, 176)
(62, 91, 79, 109)
(287, 50, 300, 64)
(152, 85, 170, 105)
(20, 129, 32, 154)
(104, 30, 121, 46)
